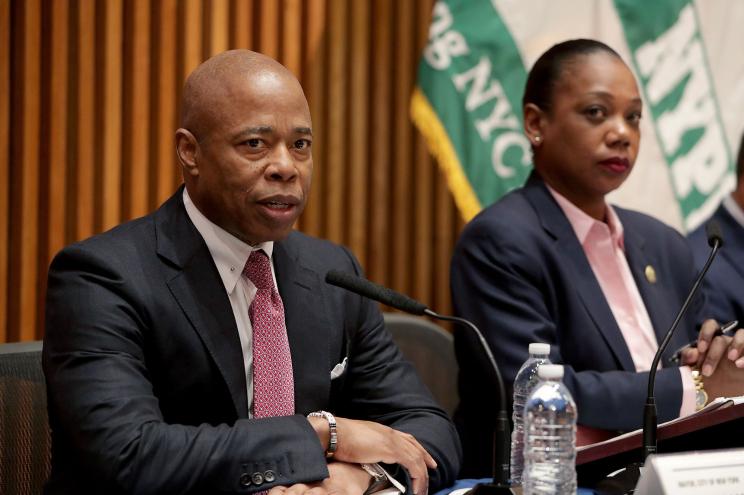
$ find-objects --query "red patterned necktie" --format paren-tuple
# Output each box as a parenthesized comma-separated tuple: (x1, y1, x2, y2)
(243, 249, 294, 418)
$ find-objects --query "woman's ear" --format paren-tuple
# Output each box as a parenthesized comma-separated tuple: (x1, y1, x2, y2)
(175, 128, 200, 177)
(523, 103, 545, 147)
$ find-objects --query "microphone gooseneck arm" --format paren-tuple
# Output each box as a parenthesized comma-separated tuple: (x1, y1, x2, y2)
(325, 270, 513, 491)
(642, 222, 722, 461)
(424, 309, 512, 491)
(423, 309, 507, 414)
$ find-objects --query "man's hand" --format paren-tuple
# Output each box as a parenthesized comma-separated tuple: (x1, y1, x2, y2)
(267, 461, 370, 495)
(334, 418, 435, 495)
(307, 416, 436, 495)
(681, 319, 744, 376)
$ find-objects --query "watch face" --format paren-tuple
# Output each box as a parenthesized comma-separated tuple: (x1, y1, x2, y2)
(695, 389, 708, 410)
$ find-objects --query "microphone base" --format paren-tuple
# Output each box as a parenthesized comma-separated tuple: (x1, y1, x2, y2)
(465, 482, 515, 494)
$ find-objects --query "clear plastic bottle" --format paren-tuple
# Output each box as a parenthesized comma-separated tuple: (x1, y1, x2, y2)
(510, 343, 551, 484)
(523, 364, 577, 495)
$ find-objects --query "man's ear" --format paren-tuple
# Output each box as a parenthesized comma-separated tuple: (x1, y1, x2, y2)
(175, 128, 200, 177)
(523, 103, 546, 147)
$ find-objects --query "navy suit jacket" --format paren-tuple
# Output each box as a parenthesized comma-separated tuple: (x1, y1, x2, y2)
(43, 188, 460, 494)
(687, 202, 744, 325)
(450, 173, 703, 477)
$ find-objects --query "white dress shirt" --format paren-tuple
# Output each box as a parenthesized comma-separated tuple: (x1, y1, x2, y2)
(183, 188, 280, 416)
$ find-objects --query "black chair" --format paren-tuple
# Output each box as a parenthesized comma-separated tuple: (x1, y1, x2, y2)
(0, 341, 50, 495)
(383, 313, 459, 417)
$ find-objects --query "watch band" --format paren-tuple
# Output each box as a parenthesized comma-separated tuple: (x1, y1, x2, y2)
(691, 368, 709, 411)
(360, 463, 389, 494)
(307, 410, 337, 457)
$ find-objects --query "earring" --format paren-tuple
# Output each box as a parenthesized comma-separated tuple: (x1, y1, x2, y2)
(534, 135, 542, 144)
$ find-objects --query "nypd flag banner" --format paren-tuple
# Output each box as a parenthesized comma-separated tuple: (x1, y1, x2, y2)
(412, 0, 744, 231)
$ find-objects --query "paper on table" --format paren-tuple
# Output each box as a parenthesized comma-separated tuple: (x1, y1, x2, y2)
(576, 395, 744, 452)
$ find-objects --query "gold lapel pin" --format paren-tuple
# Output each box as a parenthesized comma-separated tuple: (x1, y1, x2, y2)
(645, 265, 657, 284)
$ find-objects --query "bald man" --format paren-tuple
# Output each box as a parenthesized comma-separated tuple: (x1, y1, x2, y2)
(43, 50, 461, 495)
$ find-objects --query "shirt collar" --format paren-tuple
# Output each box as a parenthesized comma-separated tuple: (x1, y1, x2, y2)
(722, 193, 744, 228)
(183, 188, 274, 294)
(546, 185, 625, 250)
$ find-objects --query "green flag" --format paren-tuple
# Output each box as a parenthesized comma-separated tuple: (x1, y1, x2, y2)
(412, 0, 736, 229)
(614, 0, 734, 230)
(411, 0, 529, 221)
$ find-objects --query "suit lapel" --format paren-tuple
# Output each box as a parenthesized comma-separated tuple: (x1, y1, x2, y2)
(155, 189, 249, 418)
(523, 174, 636, 371)
(620, 217, 669, 346)
(273, 236, 332, 414)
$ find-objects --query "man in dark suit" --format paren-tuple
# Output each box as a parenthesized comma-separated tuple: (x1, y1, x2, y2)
(688, 133, 744, 326)
(43, 50, 460, 494)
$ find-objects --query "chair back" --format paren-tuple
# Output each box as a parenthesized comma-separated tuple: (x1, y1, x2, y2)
(383, 313, 458, 417)
(0, 341, 50, 495)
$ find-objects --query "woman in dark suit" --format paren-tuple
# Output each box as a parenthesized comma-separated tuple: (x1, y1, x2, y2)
(451, 39, 744, 478)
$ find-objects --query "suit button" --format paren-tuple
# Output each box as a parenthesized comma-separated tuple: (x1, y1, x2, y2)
(264, 470, 276, 483)
(251, 472, 264, 485)
(239, 473, 251, 487)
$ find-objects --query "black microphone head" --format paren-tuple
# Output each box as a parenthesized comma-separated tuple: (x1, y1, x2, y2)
(325, 270, 427, 315)
(325, 269, 358, 289)
(705, 220, 724, 248)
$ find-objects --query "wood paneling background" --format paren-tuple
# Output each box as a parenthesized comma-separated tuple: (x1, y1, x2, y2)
(0, 0, 465, 343)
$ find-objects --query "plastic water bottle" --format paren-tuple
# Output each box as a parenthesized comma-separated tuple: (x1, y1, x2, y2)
(523, 364, 577, 495)
(510, 343, 551, 484)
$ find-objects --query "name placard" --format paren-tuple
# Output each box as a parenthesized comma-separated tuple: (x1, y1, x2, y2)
(636, 448, 744, 494)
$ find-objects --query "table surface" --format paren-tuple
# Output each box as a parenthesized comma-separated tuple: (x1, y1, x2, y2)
(434, 478, 596, 494)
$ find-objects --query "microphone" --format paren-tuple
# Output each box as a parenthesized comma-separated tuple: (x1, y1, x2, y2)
(325, 270, 514, 493)
(325, 270, 427, 315)
(642, 220, 723, 460)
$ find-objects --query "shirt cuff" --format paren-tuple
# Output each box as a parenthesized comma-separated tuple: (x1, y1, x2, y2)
(679, 366, 697, 417)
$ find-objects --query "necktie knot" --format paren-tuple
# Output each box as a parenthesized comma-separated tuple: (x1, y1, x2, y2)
(244, 250, 273, 290)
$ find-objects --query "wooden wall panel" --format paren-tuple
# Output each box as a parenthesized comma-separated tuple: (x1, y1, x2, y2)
(281, 0, 302, 78)
(347, 0, 369, 263)
(301, 0, 327, 238)
(369, 0, 393, 288)
(0, 0, 10, 341)
(16, 0, 41, 342)
(47, 0, 69, 259)
(230, 0, 252, 49)
(0, 0, 462, 342)
(413, 0, 436, 306)
(208, 0, 229, 55)
(180, 0, 203, 83)
(123, 0, 151, 220)
(153, 0, 178, 205)
(325, 0, 347, 246)
(258, 0, 279, 59)
(74, 0, 96, 240)
(102, 0, 123, 231)
(392, 0, 415, 296)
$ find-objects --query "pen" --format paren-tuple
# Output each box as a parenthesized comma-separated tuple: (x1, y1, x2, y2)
(669, 319, 738, 364)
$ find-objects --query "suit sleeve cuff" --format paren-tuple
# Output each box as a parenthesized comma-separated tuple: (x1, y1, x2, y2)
(679, 366, 697, 417)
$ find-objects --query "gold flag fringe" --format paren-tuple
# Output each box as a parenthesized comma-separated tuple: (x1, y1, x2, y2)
(410, 87, 481, 222)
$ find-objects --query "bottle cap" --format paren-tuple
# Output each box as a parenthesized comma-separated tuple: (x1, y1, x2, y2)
(537, 364, 563, 379)
(528, 343, 550, 355)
